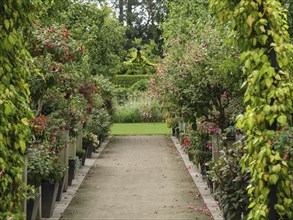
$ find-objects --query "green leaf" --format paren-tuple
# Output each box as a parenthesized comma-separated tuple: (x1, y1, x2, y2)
(21, 118, 30, 126)
(247, 117, 255, 130)
(4, 19, 10, 29)
(263, 105, 270, 114)
(269, 174, 279, 184)
(271, 164, 281, 173)
(265, 78, 273, 88)
(4, 103, 12, 115)
(246, 15, 255, 27)
(277, 115, 287, 125)
(19, 140, 26, 153)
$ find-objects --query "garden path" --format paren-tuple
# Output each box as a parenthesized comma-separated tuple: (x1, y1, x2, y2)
(61, 136, 213, 220)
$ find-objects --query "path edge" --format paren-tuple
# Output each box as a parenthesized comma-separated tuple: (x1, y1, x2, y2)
(43, 137, 111, 220)
(171, 136, 223, 220)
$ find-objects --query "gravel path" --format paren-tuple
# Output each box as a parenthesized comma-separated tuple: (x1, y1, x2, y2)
(61, 136, 212, 220)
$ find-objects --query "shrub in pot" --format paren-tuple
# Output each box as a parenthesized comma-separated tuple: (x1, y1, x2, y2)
(82, 133, 99, 158)
(190, 129, 212, 173)
(76, 149, 86, 166)
(209, 138, 249, 220)
(27, 143, 67, 218)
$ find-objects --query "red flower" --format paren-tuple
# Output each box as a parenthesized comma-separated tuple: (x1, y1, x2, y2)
(62, 32, 69, 39)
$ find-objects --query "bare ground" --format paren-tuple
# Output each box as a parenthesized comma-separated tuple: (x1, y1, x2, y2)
(61, 136, 212, 220)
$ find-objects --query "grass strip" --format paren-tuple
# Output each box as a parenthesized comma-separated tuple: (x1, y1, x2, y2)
(110, 123, 171, 136)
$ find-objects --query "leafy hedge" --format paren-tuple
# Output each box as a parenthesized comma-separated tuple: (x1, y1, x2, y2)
(113, 74, 151, 88)
(0, 0, 36, 218)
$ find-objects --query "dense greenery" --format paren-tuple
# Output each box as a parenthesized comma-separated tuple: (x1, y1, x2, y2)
(0, 0, 48, 218)
(110, 0, 167, 51)
(211, 0, 293, 219)
(210, 138, 250, 219)
(1, 0, 292, 218)
(113, 91, 164, 123)
(42, 0, 126, 77)
(152, 0, 244, 130)
(113, 74, 151, 88)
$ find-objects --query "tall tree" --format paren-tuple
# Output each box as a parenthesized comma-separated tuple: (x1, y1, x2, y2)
(111, 0, 167, 52)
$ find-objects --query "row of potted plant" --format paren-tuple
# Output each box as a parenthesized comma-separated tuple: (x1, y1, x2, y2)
(176, 122, 292, 219)
(26, 118, 111, 219)
(24, 19, 114, 219)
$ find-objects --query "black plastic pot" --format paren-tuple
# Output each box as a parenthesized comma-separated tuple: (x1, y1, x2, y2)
(56, 175, 65, 201)
(82, 153, 86, 165)
(41, 182, 59, 218)
(26, 193, 41, 220)
(68, 159, 76, 186)
(86, 145, 94, 158)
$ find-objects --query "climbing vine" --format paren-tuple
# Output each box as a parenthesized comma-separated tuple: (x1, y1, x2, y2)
(0, 0, 48, 218)
(211, 0, 293, 219)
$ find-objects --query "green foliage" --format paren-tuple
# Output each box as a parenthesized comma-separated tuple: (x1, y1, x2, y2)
(130, 79, 149, 92)
(42, 0, 126, 77)
(190, 129, 212, 166)
(111, 0, 167, 52)
(85, 108, 112, 138)
(0, 0, 38, 217)
(113, 92, 164, 123)
(211, 0, 293, 218)
(154, 0, 244, 130)
(121, 40, 159, 75)
(113, 74, 151, 88)
(210, 139, 250, 220)
(27, 143, 67, 186)
(286, 0, 293, 41)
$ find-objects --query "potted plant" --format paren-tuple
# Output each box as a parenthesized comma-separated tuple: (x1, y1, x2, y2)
(27, 143, 67, 218)
(68, 156, 78, 186)
(76, 149, 86, 166)
(25, 182, 40, 220)
(82, 133, 99, 158)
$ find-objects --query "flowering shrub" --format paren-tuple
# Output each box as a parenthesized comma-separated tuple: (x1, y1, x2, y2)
(32, 21, 84, 63)
(30, 114, 48, 138)
(209, 138, 250, 219)
(28, 142, 68, 186)
(83, 133, 99, 147)
(190, 128, 212, 166)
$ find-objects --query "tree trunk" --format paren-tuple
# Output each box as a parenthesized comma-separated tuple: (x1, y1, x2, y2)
(118, 0, 124, 23)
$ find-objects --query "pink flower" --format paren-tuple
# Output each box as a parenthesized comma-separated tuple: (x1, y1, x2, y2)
(284, 154, 289, 159)
(0, 171, 3, 177)
(223, 91, 228, 97)
(187, 204, 193, 209)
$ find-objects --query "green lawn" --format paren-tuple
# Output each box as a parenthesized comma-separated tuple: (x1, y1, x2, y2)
(110, 123, 171, 136)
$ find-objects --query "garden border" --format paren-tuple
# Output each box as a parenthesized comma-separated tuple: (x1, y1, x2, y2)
(42, 138, 111, 220)
(171, 136, 223, 220)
